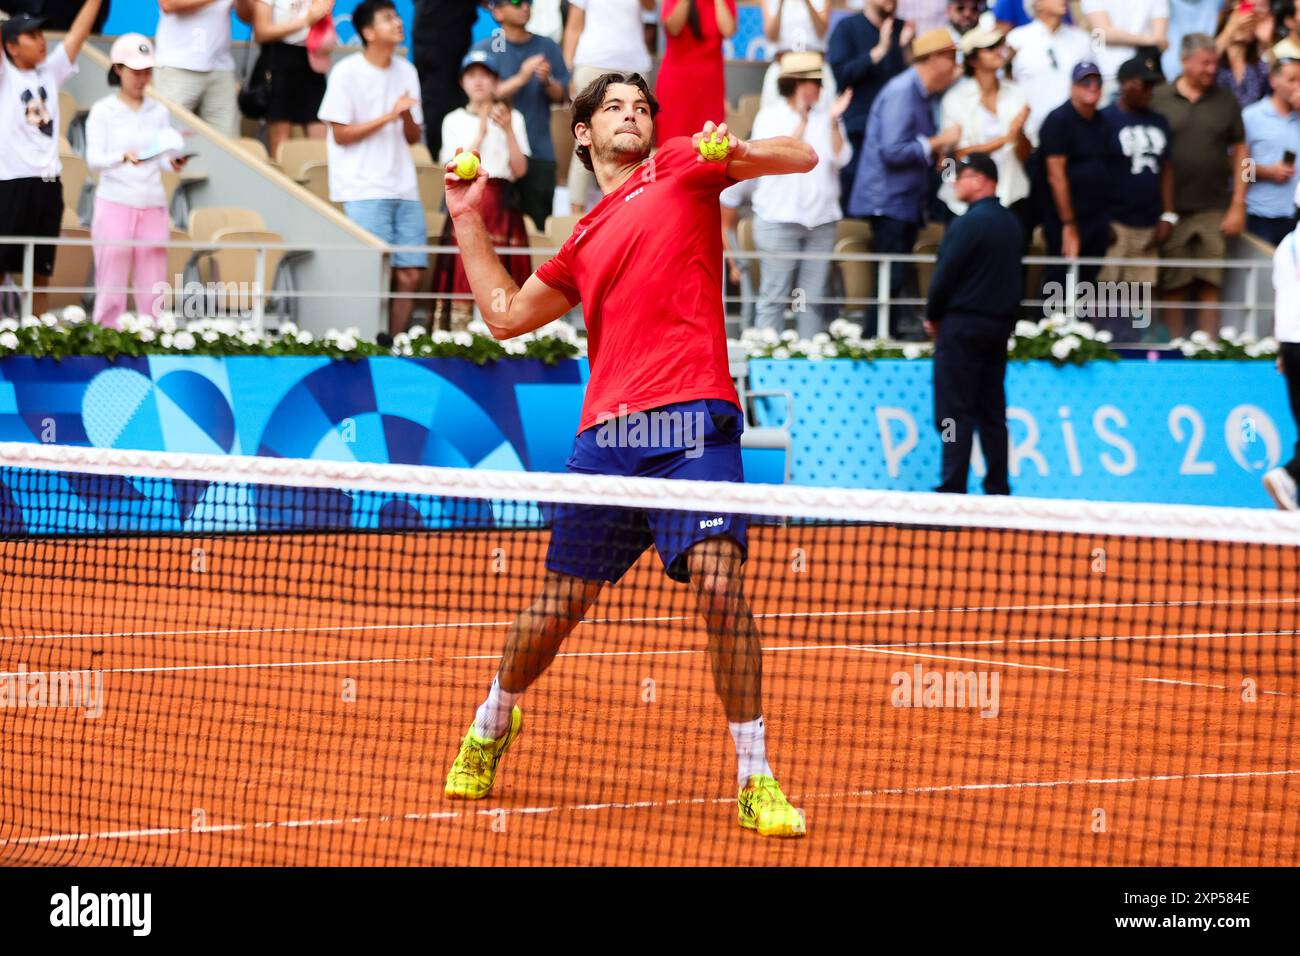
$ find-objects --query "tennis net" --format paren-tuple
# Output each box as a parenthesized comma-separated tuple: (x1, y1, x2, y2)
(1, 440, 1298, 866)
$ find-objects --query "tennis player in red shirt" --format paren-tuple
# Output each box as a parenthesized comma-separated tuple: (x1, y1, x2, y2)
(442, 70, 816, 838)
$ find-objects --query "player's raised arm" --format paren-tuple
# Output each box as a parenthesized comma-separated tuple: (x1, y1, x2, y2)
(443, 150, 573, 339)
(692, 121, 818, 182)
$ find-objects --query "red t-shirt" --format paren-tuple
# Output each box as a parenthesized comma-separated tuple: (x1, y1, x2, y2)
(535, 136, 742, 433)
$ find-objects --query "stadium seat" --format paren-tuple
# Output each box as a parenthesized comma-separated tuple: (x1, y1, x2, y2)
(236, 137, 270, 163)
(832, 221, 875, 323)
(48, 226, 92, 309)
(417, 164, 445, 215)
(727, 342, 793, 484)
(410, 143, 435, 167)
(544, 214, 580, 247)
(734, 93, 761, 139)
(551, 105, 574, 185)
(913, 223, 946, 306)
(275, 139, 328, 181)
(189, 207, 267, 245)
(58, 90, 77, 143)
(195, 227, 308, 323)
(58, 154, 88, 226)
(297, 160, 329, 196)
(529, 230, 551, 272)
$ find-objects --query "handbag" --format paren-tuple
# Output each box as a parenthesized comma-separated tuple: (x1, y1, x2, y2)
(237, 44, 272, 120)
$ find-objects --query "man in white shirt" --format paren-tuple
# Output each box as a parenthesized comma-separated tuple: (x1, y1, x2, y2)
(1264, 221, 1300, 509)
(153, 0, 255, 139)
(721, 51, 852, 338)
(1006, 0, 1095, 146)
(0, 0, 101, 315)
(317, 0, 426, 334)
(1081, 0, 1168, 100)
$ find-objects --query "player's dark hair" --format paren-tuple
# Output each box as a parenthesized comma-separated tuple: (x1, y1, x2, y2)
(352, 0, 397, 46)
(570, 72, 659, 172)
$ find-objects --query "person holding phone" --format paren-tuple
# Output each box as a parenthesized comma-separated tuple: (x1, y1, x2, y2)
(86, 34, 189, 327)
(1214, 0, 1272, 108)
(1242, 56, 1300, 244)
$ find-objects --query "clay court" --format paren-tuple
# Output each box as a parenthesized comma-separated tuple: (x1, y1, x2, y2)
(1, 522, 1297, 866)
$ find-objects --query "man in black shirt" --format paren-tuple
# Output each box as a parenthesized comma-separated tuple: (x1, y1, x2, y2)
(413, 0, 480, 160)
(925, 152, 1024, 495)
(1038, 60, 1110, 298)
(827, 0, 912, 200)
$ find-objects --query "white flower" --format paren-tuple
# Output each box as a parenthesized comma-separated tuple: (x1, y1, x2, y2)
(780, 329, 799, 343)
(759, 327, 779, 345)
(1258, 336, 1278, 352)
(1190, 330, 1211, 345)
(408, 325, 427, 338)
(1051, 339, 1074, 360)
(296, 330, 314, 345)
(335, 334, 358, 352)
(467, 318, 492, 337)
(432, 329, 453, 344)
(828, 319, 863, 340)
(202, 330, 220, 343)
(280, 321, 299, 336)
(156, 312, 177, 333)
(538, 320, 578, 343)
(0, 318, 16, 332)
(903, 344, 924, 359)
(772, 346, 790, 359)
(1180, 341, 1198, 356)
(138, 328, 156, 343)
(1220, 326, 1238, 342)
(503, 338, 528, 355)
(1062, 320, 1096, 339)
(172, 330, 196, 351)
(40, 312, 58, 327)
(811, 331, 831, 345)
(160, 332, 174, 349)
(1096, 330, 1113, 343)
(20, 315, 40, 328)
(241, 329, 261, 346)
(739, 327, 762, 343)
(1014, 320, 1039, 339)
(1047, 313, 1068, 329)
(0, 331, 18, 350)
(452, 331, 474, 348)
(119, 314, 139, 334)
(1245, 340, 1268, 357)
(61, 305, 86, 324)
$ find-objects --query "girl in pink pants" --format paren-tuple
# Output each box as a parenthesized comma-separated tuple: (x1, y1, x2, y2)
(86, 33, 188, 328)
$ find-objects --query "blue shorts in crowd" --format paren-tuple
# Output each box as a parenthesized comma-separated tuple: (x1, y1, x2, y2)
(343, 198, 428, 269)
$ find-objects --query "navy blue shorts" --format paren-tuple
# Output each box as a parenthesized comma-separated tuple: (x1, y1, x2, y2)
(544, 399, 748, 584)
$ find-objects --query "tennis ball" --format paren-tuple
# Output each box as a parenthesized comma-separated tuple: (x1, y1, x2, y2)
(452, 151, 480, 180)
(698, 133, 730, 162)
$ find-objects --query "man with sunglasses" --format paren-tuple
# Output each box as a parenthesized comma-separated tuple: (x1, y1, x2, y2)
(471, 0, 569, 232)
(945, 0, 985, 58)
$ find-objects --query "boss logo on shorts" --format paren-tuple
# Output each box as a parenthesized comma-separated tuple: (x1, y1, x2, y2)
(699, 517, 724, 530)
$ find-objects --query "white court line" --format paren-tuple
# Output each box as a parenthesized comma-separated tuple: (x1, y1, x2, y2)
(4, 767, 1296, 850)
(1138, 677, 1298, 698)
(846, 646, 1069, 673)
(4, 628, 1291, 680)
(5, 595, 1299, 644)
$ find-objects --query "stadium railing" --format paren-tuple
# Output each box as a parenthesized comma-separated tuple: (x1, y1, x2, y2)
(0, 235, 1278, 346)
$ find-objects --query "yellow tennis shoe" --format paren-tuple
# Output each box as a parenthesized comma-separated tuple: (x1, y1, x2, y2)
(444, 706, 522, 800)
(738, 774, 807, 837)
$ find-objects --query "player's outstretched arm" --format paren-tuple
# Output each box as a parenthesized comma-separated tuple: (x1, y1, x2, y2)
(444, 152, 572, 339)
(693, 121, 818, 183)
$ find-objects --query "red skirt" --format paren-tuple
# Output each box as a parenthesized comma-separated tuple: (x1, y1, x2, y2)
(433, 179, 532, 326)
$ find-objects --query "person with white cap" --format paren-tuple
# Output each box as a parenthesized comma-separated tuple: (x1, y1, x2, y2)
(0, 0, 102, 316)
(85, 33, 189, 328)
(721, 50, 852, 338)
(938, 11, 1032, 235)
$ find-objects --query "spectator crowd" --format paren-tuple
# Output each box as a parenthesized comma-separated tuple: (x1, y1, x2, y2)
(3, 0, 1300, 338)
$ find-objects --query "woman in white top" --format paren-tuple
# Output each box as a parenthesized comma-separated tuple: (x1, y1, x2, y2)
(433, 51, 531, 330)
(939, 16, 1033, 243)
(86, 34, 188, 328)
(252, 0, 334, 160)
(562, 0, 654, 212)
(758, 0, 836, 109)
(152, 0, 254, 139)
(724, 51, 851, 338)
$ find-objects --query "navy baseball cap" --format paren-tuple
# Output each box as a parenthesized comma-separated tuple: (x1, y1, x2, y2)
(956, 151, 999, 184)
(460, 50, 500, 77)
(2, 14, 46, 46)
(1071, 61, 1102, 83)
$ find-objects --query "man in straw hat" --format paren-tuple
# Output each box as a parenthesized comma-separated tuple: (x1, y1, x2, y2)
(847, 26, 962, 338)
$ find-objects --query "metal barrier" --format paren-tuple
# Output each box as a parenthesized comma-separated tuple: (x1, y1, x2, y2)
(0, 234, 1277, 344)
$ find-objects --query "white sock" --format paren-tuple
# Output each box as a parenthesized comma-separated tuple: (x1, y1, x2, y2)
(472, 676, 520, 740)
(729, 716, 773, 788)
